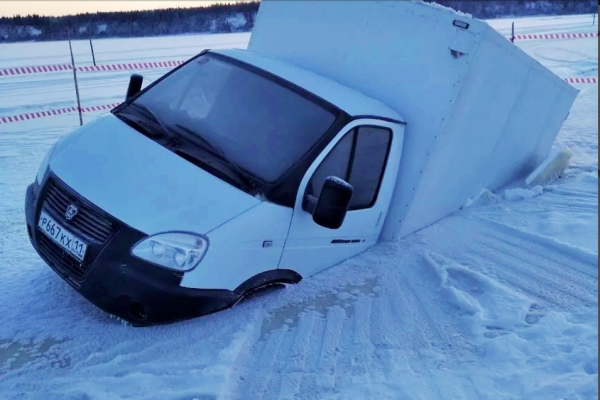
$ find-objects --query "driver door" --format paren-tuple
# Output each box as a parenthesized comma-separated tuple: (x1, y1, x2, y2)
(278, 119, 405, 278)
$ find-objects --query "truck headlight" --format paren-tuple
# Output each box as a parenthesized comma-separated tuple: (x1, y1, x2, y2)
(131, 231, 209, 272)
(36, 142, 57, 185)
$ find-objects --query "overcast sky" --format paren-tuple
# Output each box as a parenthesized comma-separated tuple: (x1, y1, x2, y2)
(0, 1, 233, 18)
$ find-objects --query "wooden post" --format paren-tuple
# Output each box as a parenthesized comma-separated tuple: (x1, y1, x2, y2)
(511, 21, 515, 43)
(68, 29, 84, 126)
(88, 26, 96, 66)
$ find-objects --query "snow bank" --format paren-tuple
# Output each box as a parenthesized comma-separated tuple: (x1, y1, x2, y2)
(425, 252, 533, 336)
(425, 251, 598, 400)
(504, 185, 544, 200)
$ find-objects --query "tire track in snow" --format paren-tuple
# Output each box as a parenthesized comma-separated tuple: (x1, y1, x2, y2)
(527, 201, 598, 214)
(224, 277, 382, 399)
(366, 284, 432, 400)
(491, 228, 598, 286)
(314, 306, 346, 394)
(377, 250, 493, 400)
(547, 185, 598, 200)
(228, 299, 350, 399)
(224, 241, 544, 400)
(476, 216, 598, 282)
(287, 310, 321, 374)
(425, 249, 599, 400)
(505, 193, 598, 213)
(403, 258, 490, 400)
(460, 254, 574, 311)
(243, 324, 290, 399)
(272, 306, 349, 400)
(467, 243, 595, 310)
(272, 309, 323, 400)
(328, 293, 397, 400)
(446, 217, 599, 311)
(350, 295, 376, 389)
(367, 270, 447, 400)
(226, 291, 374, 399)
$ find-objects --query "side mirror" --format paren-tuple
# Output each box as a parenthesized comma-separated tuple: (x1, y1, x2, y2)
(126, 73, 144, 100)
(304, 176, 353, 229)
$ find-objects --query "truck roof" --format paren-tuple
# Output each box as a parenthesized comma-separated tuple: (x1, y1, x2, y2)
(211, 48, 405, 124)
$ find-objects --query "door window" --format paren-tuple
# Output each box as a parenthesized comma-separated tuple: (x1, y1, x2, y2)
(307, 126, 392, 210)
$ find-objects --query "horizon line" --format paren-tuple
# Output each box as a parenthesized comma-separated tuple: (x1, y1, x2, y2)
(0, 1, 256, 19)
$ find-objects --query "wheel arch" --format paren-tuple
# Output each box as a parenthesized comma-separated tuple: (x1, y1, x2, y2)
(233, 269, 303, 296)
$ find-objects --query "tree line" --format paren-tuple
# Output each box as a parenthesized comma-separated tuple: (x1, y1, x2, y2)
(0, 0, 596, 43)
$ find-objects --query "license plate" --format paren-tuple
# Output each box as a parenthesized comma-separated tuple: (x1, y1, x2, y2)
(37, 211, 88, 262)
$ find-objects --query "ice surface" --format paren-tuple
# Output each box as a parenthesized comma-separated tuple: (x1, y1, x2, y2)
(526, 145, 575, 186)
(0, 15, 597, 400)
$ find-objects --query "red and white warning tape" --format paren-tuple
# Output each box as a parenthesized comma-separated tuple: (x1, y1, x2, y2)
(0, 60, 184, 77)
(513, 31, 598, 41)
(77, 60, 185, 72)
(0, 75, 596, 126)
(563, 77, 597, 84)
(0, 64, 73, 76)
(1, 30, 598, 78)
(0, 103, 120, 125)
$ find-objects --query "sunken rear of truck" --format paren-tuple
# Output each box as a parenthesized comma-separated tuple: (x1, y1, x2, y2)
(249, 0, 579, 241)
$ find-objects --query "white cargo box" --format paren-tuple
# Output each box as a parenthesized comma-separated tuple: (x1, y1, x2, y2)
(248, 0, 579, 240)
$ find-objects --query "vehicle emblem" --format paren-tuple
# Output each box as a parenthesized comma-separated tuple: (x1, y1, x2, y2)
(65, 204, 79, 221)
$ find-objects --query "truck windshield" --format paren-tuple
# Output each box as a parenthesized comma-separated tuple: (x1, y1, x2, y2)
(126, 53, 338, 183)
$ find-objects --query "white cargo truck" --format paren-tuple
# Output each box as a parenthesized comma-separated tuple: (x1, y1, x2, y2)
(25, 0, 578, 326)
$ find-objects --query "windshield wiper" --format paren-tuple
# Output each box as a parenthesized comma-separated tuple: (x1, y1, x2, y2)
(170, 123, 262, 194)
(174, 147, 256, 193)
(125, 103, 165, 126)
(115, 113, 170, 140)
(117, 104, 185, 148)
(171, 123, 226, 158)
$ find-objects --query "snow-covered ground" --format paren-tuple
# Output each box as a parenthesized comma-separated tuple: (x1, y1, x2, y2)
(0, 13, 598, 400)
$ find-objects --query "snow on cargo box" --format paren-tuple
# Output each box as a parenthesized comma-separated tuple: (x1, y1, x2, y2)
(248, 0, 579, 240)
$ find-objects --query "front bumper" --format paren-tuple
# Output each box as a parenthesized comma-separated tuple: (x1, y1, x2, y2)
(25, 174, 240, 326)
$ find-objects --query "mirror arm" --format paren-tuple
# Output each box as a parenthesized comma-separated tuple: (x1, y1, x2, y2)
(302, 193, 318, 214)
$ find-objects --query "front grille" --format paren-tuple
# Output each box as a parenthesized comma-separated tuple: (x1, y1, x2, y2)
(44, 178, 114, 243)
(35, 176, 118, 284)
(38, 233, 87, 284)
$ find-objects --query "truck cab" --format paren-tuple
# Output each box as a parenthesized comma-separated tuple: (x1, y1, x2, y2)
(25, 48, 406, 325)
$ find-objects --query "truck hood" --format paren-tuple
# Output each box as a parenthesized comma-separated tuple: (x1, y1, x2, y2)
(48, 114, 261, 235)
